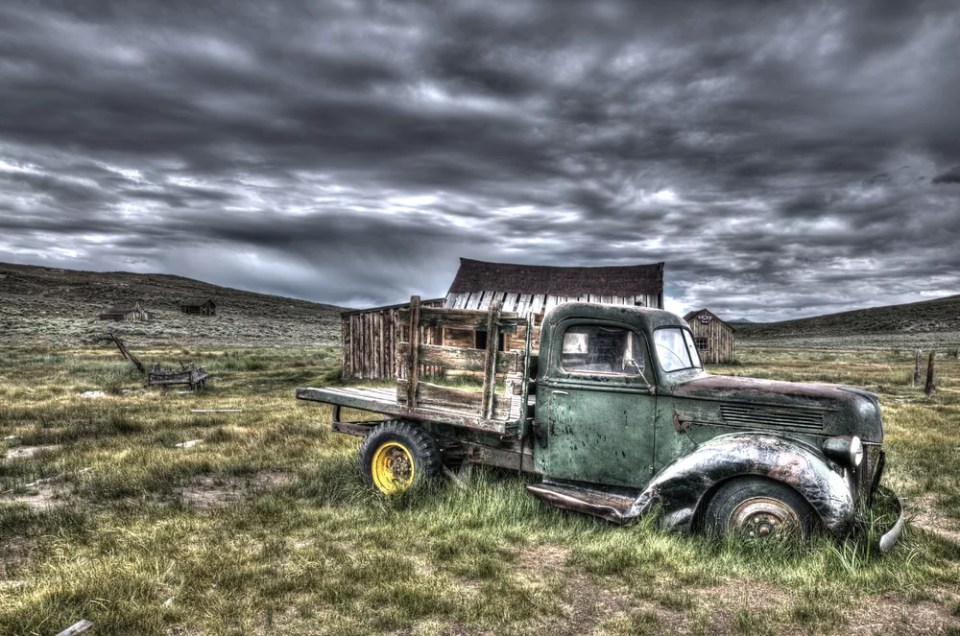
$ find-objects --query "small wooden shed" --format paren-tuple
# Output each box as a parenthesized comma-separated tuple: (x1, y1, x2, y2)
(99, 302, 150, 322)
(180, 298, 216, 316)
(683, 308, 735, 364)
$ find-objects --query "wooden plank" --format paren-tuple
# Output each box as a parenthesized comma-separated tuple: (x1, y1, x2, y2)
(409, 381, 480, 412)
(56, 620, 93, 636)
(397, 343, 521, 373)
(400, 307, 521, 331)
(407, 296, 421, 407)
(297, 386, 510, 433)
(395, 381, 515, 420)
(481, 300, 501, 419)
(529, 294, 543, 316)
(503, 292, 518, 313)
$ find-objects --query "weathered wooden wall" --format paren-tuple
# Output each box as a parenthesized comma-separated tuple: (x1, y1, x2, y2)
(686, 314, 735, 364)
(341, 299, 444, 380)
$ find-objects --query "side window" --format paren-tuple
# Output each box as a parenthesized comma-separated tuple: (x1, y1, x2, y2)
(561, 325, 647, 377)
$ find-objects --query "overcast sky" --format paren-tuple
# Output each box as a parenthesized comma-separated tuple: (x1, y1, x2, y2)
(1, 1, 958, 320)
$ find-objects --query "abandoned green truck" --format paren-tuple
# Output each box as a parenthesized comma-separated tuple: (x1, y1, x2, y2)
(297, 297, 904, 548)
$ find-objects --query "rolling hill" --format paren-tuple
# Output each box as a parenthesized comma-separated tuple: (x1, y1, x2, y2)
(737, 293, 960, 348)
(0, 262, 343, 347)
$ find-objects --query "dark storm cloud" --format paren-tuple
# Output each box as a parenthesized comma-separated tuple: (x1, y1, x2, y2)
(933, 166, 960, 185)
(1, 0, 959, 317)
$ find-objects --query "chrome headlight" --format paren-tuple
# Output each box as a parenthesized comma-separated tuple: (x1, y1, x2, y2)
(823, 435, 863, 468)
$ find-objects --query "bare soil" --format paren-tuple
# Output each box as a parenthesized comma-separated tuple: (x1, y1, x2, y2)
(179, 471, 291, 509)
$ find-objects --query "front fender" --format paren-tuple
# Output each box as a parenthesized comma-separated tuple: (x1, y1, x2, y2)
(623, 434, 853, 535)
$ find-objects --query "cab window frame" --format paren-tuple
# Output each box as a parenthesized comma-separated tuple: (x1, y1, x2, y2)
(555, 321, 652, 382)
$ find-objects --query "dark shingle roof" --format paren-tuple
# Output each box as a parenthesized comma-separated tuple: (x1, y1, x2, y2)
(447, 258, 663, 297)
(180, 298, 216, 307)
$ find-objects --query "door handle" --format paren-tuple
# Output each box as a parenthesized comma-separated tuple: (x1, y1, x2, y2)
(551, 390, 569, 396)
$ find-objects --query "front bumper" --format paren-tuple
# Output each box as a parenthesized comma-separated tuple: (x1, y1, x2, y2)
(878, 491, 905, 553)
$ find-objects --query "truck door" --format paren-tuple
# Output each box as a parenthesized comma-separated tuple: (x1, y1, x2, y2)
(535, 320, 658, 489)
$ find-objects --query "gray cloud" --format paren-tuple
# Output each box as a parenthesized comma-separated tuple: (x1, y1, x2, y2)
(0, 0, 959, 319)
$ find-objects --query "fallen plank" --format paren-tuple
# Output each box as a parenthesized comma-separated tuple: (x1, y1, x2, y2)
(56, 619, 93, 636)
(174, 439, 203, 448)
(190, 409, 242, 413)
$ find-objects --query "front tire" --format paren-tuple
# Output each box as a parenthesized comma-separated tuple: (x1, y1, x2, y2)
(704, 477, 816, 540)
(358, 421, 442, 495)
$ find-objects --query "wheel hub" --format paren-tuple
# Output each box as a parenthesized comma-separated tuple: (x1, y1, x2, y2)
(371, 441, 415, 494)
(729, 496, 800, 539)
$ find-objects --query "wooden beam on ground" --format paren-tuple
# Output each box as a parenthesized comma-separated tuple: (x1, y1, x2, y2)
(56, 620, 93, 636)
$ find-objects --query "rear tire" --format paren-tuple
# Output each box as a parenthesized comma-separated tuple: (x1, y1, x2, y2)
(358, 421, 442, 495)
(704, 477, 816, 540)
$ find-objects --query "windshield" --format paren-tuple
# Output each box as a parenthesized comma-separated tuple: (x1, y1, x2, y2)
(654, 327, 703, 372)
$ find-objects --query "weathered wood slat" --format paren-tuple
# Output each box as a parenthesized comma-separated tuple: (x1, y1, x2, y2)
(397, 343, 520, 373)
(399, 307, 522, 331)
(297, 386, 511, 433)
(407, 296, 422, 407)
(481, 300, 501, 419)
(396, 381, 514, 420)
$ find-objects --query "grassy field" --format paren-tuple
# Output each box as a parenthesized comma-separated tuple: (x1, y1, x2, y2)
(1, 344, 959, 635)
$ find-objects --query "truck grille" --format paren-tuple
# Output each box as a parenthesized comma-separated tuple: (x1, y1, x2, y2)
(720, 404, 824, 431)
(858, 445, 884, 504)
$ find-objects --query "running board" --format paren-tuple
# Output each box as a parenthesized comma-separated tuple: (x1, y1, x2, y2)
(527, 482, 638, 525)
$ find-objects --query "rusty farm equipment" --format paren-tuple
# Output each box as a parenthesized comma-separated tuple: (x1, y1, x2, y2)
(109, 332, 209, 390)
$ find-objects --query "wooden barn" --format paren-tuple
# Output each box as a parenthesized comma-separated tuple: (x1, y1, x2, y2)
(341, 298, 445, 380)
(180, 298, 216, 316)
(341, 258, 664, 380)
(99, 302, 150, 322)
(683, 308, 735, 364)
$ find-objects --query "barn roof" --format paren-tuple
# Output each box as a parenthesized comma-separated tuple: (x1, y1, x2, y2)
(180, 297, 216, 307)
(447, 258, 664, 297)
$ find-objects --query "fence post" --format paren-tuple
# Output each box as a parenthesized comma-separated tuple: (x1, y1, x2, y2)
(924, 351, 936, 397)
(913, 349, 922, 387)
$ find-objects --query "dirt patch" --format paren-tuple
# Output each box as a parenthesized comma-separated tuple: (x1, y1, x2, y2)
(908, 494, 960, 545)
(0, 482, 66, 511)
(4, 445, 61, 460)
(852, 591, 960, 635)
(179, 471, 291, 510)
(516, 544, 570, 572)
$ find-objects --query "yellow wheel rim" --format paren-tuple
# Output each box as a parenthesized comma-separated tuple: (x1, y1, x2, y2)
(371, 441, 415, 494)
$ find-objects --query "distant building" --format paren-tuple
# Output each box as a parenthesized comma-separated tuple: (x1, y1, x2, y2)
(683, 308, 735, 364)
(180, 298, 216, 316)
(99, 302, 150, 322)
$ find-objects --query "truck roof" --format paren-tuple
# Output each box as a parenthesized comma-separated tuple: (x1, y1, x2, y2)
(543, 301, 688, 332)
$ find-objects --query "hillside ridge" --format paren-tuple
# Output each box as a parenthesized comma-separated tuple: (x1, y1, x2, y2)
(0, 261, 343, 346)
(738, 293, 960, 345)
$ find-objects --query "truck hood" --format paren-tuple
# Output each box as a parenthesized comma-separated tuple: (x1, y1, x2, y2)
(670, 374, 883, 442)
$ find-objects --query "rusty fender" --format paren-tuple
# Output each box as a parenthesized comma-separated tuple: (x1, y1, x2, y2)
(621, 434, 853, 535)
